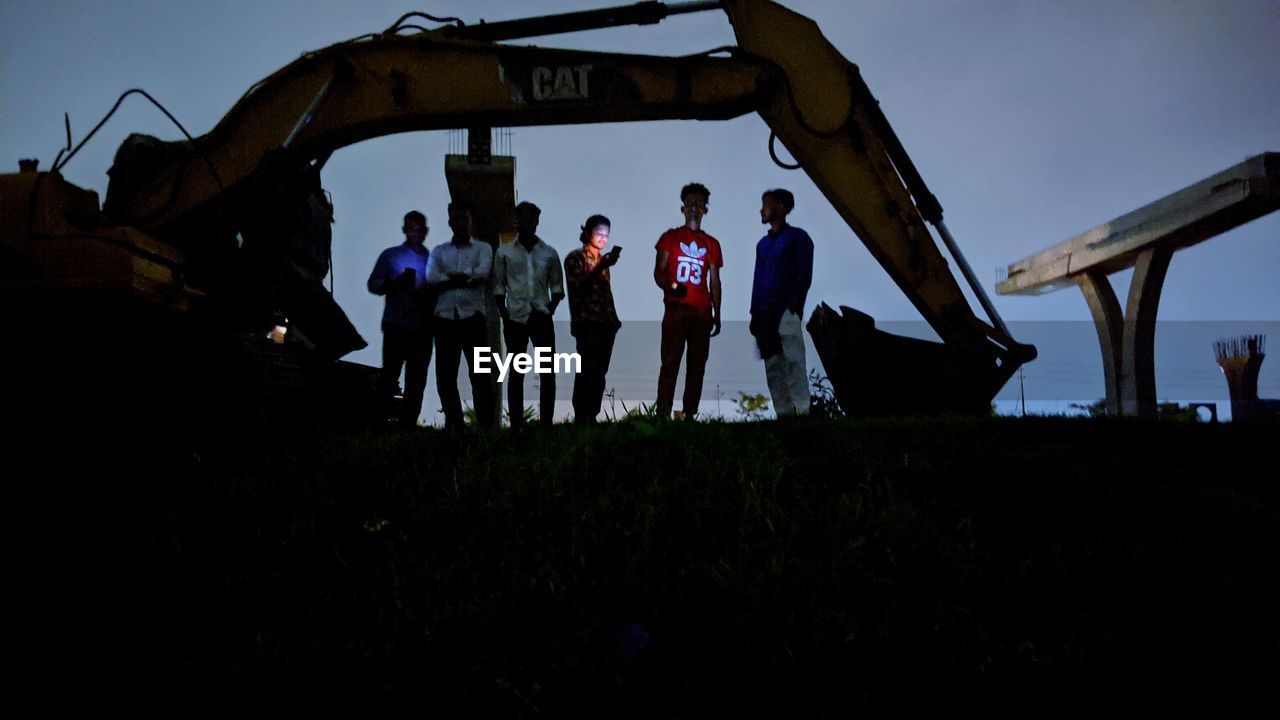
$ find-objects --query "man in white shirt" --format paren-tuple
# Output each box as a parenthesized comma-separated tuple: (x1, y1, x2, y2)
(495, 202, 564, 426)
(425, 202, 495, 429)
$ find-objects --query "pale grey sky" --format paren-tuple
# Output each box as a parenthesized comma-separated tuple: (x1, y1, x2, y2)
(2, 1, 1276, 413)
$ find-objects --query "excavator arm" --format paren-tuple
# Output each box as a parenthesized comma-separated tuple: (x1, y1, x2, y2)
(107, 39, 771, 230)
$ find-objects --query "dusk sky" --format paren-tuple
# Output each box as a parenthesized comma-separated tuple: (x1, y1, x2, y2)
(3, 0, 1276, 417)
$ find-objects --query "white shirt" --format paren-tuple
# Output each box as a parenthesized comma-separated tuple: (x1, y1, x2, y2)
(425, 237, 493, 320)
(494, 237, 564, 323)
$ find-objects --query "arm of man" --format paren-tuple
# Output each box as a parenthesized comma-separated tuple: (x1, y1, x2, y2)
(547, 248, 565, 315)
(653, 247, 669, 291)
(493, 246, 509, 319)
(367, 250, 393, 295)
(565, 252, 585, 291)
(493, 246, 508, 296)
(598, 246, 620, 272)
(467, 242, 493, 288)
(709, 263, 722, 337)
(423, 247, 449, 290)
(788, 230, 815, 316)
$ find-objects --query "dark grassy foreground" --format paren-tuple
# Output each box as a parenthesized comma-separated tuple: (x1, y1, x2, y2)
(12, 415, 1279, 713)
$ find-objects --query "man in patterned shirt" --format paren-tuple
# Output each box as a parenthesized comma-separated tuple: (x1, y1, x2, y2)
(564, 214, 622, 424)
(653, 182, 723, 419)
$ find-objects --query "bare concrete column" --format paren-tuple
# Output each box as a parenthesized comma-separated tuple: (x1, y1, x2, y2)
(1121, 246, 1173, 417)
(1077, 271, 1124, 416)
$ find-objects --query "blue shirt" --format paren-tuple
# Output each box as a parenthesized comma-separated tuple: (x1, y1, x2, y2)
(367, 242, 432, 333)
(750, 224, 814, 318)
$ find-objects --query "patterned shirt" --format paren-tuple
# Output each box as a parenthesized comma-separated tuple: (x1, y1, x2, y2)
(564, 248, 620, 328)
(655, 226, 723, 310)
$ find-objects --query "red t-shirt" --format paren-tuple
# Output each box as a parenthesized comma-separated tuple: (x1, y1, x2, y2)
(655, 226, 723, 310)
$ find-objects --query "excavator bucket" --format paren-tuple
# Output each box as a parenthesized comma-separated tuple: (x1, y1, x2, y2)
(807, 304, 1013, 416)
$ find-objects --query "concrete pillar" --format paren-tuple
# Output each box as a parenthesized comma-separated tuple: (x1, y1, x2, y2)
(1121, 246, 1173, 417)
(1076, 247, 1173, 417)
(1077, 271, 1124, 416)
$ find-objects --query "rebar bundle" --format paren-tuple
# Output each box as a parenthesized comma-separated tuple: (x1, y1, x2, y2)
(1213, 334, 1266, 363)
(1214, 334, 1267, 419)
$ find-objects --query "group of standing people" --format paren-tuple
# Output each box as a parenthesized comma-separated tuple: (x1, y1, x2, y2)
(368, 182, 814, 428)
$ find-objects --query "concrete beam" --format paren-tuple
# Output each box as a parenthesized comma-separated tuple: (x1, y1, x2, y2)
(997, 152, 1279, 296)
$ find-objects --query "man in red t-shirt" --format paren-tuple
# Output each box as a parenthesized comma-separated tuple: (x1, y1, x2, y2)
(653, 182, 723, 418)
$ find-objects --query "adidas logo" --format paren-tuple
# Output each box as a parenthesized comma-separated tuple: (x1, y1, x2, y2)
(679, 240, 708, 260)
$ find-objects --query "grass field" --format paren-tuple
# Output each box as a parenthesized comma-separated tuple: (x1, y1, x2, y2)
(13, 414, 1278, 713)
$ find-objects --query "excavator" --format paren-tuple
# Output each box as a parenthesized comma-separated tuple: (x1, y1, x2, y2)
(0, 0, 1036, 422)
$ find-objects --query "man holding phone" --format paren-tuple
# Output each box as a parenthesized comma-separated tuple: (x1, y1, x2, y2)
(564, 214, 622, 424)
(367, 210, 434, 426)
(653, 182, 723, 419)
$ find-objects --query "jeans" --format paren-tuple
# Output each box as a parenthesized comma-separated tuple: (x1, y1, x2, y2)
(435, 313, 496, 428)
(657, 303, 712, 417)
(379, 323, 433, 426)
(503, 311, 557, 426)
(763, 310, 809, 415)
(572, 321, 618, 424)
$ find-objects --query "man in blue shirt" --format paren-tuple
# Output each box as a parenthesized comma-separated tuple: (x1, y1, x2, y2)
(750, 188, 814, 416)
(367, 210, 434, 426)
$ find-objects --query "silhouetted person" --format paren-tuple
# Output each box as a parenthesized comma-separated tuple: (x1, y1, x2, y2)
(495, 202, 564, 426)
(750, 188, 814, 415)
(367, 210, 434, 426)
(565, 214, 622, 424)
(426, 202, 496, 429)
(653, 182, 723, 419)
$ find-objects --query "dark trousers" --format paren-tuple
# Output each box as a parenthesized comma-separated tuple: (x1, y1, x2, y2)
(572, 322, 618, 424)
(657, 303, 712, 417)
(379, 323, 432, 426)
(503, 312, 557, 426)
(435, 313, 496, 429)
